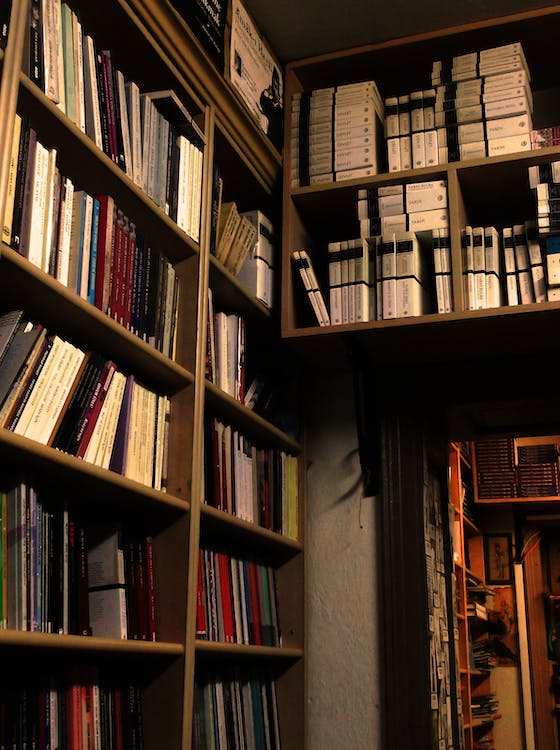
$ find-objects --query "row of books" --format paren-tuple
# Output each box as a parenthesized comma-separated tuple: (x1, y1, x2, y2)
(424, 471, 458, 748)
(214, 201, 257, 276)
(194, 671, 280, 750)
(29, 2, 204, 240)
(0, 481, 157, 640)
(196, 548, 280, 647)
(209, 170, 275, 309)
(474, 437, 560, 499)
(204, 417, 299, 538)
(289, 80, 385, 187)
(88, 523, 157, 641)
(293, 225, 453, 327)
(0, 670, 144, 750)
(461, 222, 546, 311)
(206, 295, 246, 402)
(384, 41, 533, 171)
(0, 312, 170, 489)
(3, 118, 180, 358)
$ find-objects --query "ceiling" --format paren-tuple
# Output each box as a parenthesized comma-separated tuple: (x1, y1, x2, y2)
(242, 0, 558, 64)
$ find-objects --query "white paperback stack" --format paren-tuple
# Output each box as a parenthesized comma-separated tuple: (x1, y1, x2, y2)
(290, 80, 385, 187)
(350, 179, 450, 319)
(528, 160, 560, 301)
(433, 42, 533, 162)
(384, 89, 438, 172)
(236, 210, 275, 310)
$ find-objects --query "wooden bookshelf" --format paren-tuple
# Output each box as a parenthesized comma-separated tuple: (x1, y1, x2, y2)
(0, 1, 303, 749)
(449, 442, 498, 750)
(281, 4, 560, 372)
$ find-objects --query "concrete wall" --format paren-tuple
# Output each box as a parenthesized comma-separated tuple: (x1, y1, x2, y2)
(304, 370, 381, 749)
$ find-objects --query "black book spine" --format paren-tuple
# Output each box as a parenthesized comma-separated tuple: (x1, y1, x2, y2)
(10, 121, 32, 252)
(95, 51, 111, 159)
(28, 0, 44, 90)
(0, 0, 12, 48)
(111, 65, 127, 172)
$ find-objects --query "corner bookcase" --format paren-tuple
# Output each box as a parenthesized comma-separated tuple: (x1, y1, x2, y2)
(281, 4, 560, 370)
(0, 1, 304, 748)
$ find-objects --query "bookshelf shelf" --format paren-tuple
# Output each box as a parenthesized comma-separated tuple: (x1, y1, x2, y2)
(1, 244, 196, 392)
(0, 430, 190, 513)
(195, 641, 303, 660)
(201, 503, 302, 552)
(0, 0, 303, 747)
(0, 630, 185, 655)
(18, 73, 202, 266)
(204, 380, 301, 452)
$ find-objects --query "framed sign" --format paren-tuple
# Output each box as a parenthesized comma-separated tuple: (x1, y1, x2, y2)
(484, 533, 513, 584)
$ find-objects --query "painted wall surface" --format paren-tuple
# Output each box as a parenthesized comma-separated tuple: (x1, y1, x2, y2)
(492, 667, 524, 750)
(304, 371, 381, 750)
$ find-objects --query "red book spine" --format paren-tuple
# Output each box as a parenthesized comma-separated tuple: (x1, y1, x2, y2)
(135, 536, 148, 640)
(75, 362, 116, 458)
(109, 210, 124, 322)
(195, 548, 207, 638)
(144, 536, 157, 641)
(113, 686, 124, 750)
(247, 561, 262, 646)
(217, 550, 234, 643)
(124, 222, 137, 330)
(118, 215, 130, 327)
(66, 673, 83, 750)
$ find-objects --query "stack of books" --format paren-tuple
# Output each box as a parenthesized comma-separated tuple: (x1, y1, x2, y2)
(474, 438, 517, 499)
(290, 80, 385, 187)
(470, 693, 501, 725)
(384, 42, 533, 170)
(214, 202, 258, 277)
(384, 89, 438, 171)
(529, 159, 560, 302)
(517, 442, 560, 497)
(460, 223, 546, 310)
(235, 210, 275, 310)
(433, 43, 532, 163)
(357, 179, 449, 320)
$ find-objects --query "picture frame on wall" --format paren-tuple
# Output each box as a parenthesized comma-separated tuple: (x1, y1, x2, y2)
(484, 533, 513, 584)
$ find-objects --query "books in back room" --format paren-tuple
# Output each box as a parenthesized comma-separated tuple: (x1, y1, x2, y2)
(228, 0, 283, 152)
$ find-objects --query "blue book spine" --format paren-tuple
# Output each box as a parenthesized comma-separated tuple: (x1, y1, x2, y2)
(88, 198, 101, 304)
(75, 192, 87, 295)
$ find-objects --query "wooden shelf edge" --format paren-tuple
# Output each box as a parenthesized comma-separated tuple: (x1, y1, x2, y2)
(0, 629, 184, 655)
(201, 503, 302, 551)
(288, 144, 560, 199)
(195, 640, 303, 659)
(283, 299, 560, 339)
(285, 4, 560, 71)
(0, 430, 190, 512)
(208, 255, 273, 320)
(476, 495, 560, 505)
(204, 381, 302, 453)
(1, 245, 195, 391)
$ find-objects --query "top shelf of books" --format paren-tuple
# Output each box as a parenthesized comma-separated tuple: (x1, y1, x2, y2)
(281, 6, 560, 361)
